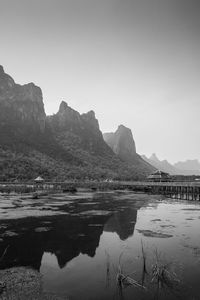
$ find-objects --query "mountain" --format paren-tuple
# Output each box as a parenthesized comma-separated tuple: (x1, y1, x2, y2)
(0, 65, 153, 181)
(149, 153, 160, 163)
(47, 101, 112, 157)
(103, 125, 136, 161)
(103, 125, 154, 173)
(142, 154, 200, 176)
(142, 153, 181, 175)
(174, 160, 200, 175)
(0, 65, 46, 137)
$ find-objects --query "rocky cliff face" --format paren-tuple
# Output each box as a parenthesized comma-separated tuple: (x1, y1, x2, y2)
(0, 65, 154, 181)
(0, 65, 46, 135)
(103, 125, 154, 173)
(48, 101, 112, 156)
(104, 125, 136, 161)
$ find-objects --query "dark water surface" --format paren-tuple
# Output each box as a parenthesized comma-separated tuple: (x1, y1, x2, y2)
(0, 191, 200, 300)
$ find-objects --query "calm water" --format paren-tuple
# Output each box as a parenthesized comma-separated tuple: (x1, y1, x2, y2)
(0, 191, 200, 300)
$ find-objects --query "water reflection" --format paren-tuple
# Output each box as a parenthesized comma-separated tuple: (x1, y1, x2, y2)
(0, 214, 108, 270)
(0, 195, 139, 271)
(104, 208, 137, 240)
(1, 193, 200, 299)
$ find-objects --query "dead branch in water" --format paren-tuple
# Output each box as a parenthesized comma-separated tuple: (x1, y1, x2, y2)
(0, 245, 9, 262)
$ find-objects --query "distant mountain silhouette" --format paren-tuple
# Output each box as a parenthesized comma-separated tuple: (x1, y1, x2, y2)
(142, 153, 179, 175)
(142, 153, 200, 175)
(174, 160, 200, 175)
(0, 65, 154, 181)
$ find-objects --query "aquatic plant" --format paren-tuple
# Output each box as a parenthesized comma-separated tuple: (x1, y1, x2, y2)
(141, 240, 148, 286)
(151, 250, 180, 299)
(0, 246, 9, 294)
(116, 252, 145, 293)
(0, 245, 9, 263)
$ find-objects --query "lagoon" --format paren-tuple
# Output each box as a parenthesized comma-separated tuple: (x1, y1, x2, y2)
(0, 191, 200, 299)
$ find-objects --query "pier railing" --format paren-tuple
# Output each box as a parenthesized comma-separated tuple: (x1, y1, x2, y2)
(0, 180, 200, 200)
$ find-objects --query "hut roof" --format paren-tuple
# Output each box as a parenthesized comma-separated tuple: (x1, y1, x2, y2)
(34, 176, 44, 182)
(147, 170, 170, 179)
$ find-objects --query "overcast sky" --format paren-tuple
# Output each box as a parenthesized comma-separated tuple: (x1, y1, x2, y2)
(0, 0, 200, 163)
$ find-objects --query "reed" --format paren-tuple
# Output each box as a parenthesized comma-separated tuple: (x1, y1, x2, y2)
(151, 249, 180, 299)
(0, 246, 9, 263)
(0, 246, 9, 294)
(141, 240, 148, 286)
(116, 252, 145, 291)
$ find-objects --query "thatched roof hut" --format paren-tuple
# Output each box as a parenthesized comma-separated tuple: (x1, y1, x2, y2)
(147, 170, 171, 182)
(34, 176, 44, 183)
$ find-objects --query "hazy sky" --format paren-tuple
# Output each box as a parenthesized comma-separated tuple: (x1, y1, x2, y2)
(0, 0, 200, 163)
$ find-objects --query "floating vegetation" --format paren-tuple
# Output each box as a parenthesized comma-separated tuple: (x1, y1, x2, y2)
(34, 227, 51, 232)
(79, 210, 112, 216)
(137, 229, 173, 238)
(181, 208, 200, 211)
(160, 225, 176, 228)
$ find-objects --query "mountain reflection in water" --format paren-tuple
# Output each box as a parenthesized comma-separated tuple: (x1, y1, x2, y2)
(0, 194, 138, 271)
(1, 192, 200, 299)
(104, 208, 137, 240)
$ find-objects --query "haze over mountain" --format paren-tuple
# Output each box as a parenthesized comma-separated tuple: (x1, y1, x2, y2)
(104, 125, 136, 159)
(174, 160, 200, 175)
(0, 65, 154, 181)
(1, 0, 200, 164)
(142, 153, 200, 176)
(103, 125, 154, 171)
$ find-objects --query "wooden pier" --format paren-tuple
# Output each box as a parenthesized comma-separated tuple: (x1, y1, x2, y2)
(0, 180, 200, 200)
(131, 182, 200, 200)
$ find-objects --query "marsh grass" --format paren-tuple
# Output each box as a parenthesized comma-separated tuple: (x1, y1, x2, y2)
(115, 252, 146, 300)
(141, 240, 148, 286)
(0, 245, 9, 294)
(151, 250, 180, 299)
(108, 242, 182, 299)
(0, 246, 9, 263)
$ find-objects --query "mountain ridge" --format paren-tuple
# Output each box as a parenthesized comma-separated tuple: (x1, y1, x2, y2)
(0, 65, 154, 181)
(142, 153, 200, 176)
